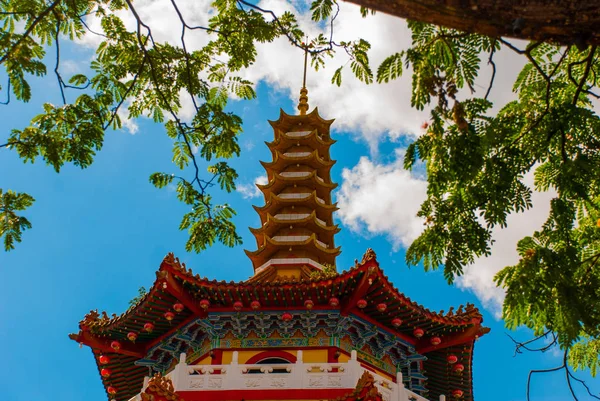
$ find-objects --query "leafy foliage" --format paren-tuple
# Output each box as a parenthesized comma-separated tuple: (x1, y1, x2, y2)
(128, 286, 147, 307)
(381, 21, 600, 381)
(0, 189, 35, 251)
(2, 0, 600, 389)
(0, 0, 372, 252)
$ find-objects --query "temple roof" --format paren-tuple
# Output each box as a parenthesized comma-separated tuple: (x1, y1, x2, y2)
(69, 249, 487, 401)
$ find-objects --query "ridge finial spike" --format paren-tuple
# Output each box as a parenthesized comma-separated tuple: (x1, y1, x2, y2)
(298, 38, 309, 115)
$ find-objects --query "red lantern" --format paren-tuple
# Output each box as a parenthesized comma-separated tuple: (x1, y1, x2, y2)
(304, 299, 314, 310)
(430, 336, 442, 346)
(233, 301, 243, 311)
(127, 332, 138, 342)
(173, 303, 185, 312)
(357, 299, 367, 309)
(100, 368, 111, 378)
(199, 299, 210, 310)
(447, 354, 458, 364)
(452, 389, 464, 398)
(329, 297, 340, 307)
(391, 318, 403, 327)
(413, 328, 424, 338)
(376, 303, 387, 312)
(107, 386, 117, 395)
(251, 300, 261, 310)
(164, 311, 175, 321)
(143, 322, 154, 333)
(453, 363, 465, 374)
(110, 341, 121, 351)
(99, 355, 110, 365)
(282, 312, 293, 321)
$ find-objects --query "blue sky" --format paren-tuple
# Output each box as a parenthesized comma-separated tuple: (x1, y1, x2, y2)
(1, 1, 599, 400)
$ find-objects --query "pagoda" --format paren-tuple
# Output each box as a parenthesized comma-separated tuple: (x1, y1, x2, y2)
(70, 74, 488, 401)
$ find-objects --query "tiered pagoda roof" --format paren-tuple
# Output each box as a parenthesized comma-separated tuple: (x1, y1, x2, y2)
(245, 107, 341, 278)
(69, 249, 488, 401)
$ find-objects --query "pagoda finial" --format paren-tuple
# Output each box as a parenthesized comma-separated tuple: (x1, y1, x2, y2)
(298, 40, 309, 115)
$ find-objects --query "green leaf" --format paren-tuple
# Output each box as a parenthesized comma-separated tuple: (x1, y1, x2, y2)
(331, 66, 343, 86)
(310, 0, 334, 22)
(377, 52, 404, 83)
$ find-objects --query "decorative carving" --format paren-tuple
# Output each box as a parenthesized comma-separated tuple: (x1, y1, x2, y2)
(143, 373, 182, 401)
(361, 248, 377, 264)
(81, 310, 100, 325)
(308, 376, 324, 387)
(188, 379, 204, 389)
(207, 377, 222, 389)
(270, 378, 288, 388)
(328, 376, 342, 387)
(245, 378, 262, 388)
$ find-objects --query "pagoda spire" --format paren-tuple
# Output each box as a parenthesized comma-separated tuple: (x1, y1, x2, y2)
(298, 42, 309, 115)
(245, 52, 340, 280)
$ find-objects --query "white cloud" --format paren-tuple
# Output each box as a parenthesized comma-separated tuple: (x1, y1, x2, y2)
(456, 172, 554, 317)
(117, 102, 139, 134)
(337, 150, 427, 248)
(338, 153, 554, 317)
(237, 175, 268, 199)
(244, 0, 429, 151)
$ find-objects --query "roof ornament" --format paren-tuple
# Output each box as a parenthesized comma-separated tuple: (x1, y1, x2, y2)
(361, 248, 377, 264)
(298, 38, 309, 115)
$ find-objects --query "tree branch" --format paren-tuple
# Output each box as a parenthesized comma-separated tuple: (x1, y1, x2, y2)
(0, 0, 62, 65)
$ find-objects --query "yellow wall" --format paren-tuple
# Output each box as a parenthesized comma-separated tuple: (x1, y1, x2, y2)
(219, 349, 329, 364)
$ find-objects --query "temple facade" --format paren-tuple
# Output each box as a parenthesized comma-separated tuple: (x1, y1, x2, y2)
(70, 88, 488, 401)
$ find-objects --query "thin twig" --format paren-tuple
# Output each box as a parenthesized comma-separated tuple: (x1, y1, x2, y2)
(0, 80, 10, 105)
(485, 40, 497, 100)
(53, 15, 67, 105)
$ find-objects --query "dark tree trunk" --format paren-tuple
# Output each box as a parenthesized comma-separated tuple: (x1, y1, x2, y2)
(345, 0, 600, 47)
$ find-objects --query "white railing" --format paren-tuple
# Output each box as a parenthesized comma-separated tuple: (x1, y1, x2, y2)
(274, 214, 327, 226)
(272, 235, 310, 243)
(254, 258, 326, 274)
(284, 152, 311, 158)
(158, 350, 433, 401)
(278, 193, 311, 200)
(286, 131, 312, 138)
(277, 192, 327, 205)
(280, 171, 311, 178)
(274, 213, 310, 221)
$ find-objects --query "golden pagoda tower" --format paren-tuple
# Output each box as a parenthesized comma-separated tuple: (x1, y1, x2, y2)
(245, 58, 341, 281)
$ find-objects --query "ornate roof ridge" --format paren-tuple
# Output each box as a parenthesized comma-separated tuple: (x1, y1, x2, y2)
(73, 250, 487, 333)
